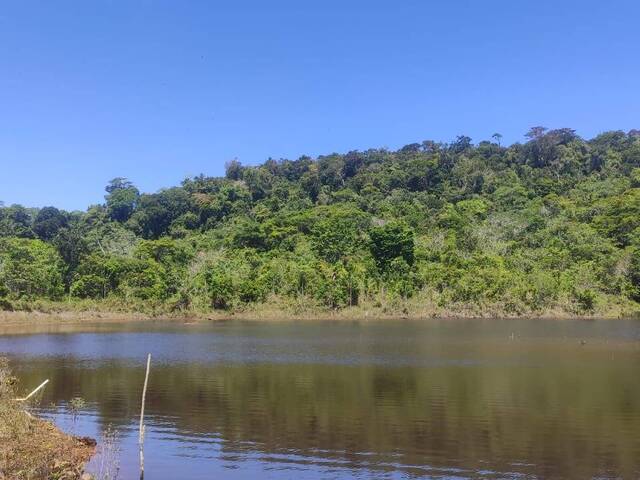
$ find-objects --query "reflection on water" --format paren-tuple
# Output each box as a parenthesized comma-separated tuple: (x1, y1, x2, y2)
(1, 319, 640, 479)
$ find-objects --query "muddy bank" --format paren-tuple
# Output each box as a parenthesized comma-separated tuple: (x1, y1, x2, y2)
(1, 296, 638, 328)
(0, 360, 96, 480)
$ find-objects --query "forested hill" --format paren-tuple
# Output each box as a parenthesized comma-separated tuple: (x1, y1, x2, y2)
(2, 127, 640, 317)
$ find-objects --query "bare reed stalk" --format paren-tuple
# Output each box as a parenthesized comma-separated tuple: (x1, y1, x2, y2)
(139, 354, 151, 480)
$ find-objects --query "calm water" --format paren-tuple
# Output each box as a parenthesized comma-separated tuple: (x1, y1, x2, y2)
(1, 318, 640, 479)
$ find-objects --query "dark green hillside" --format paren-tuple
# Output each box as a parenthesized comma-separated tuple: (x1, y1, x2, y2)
(2, 127, 640, 317)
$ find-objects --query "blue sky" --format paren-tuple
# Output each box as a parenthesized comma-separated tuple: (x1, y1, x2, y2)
(1, 0, 639, 210)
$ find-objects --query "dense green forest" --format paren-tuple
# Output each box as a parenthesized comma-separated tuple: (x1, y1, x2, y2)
(2, 127, 640, 317)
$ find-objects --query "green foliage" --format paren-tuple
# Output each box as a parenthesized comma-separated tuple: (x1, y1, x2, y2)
(574, 288, 597, 313)
(629, 247, 640, 302)
(129, 188, 192, 239)
(0, 205, 34, 238)
(384, 257, 418, 299)
(313, 262, 357, 308)
(70, 253, 125, 299)
(0, 238, 64, 299)
(311, 205, 370, 263)
(189, 250, 266, 310)
(228, 217, 267, 250)
(3, 128, 640, 315)
(105, 177, 139, 222)
(594, 189, 640, 246)
(32, 207, 67, 241)
(368, 222, 415, 273)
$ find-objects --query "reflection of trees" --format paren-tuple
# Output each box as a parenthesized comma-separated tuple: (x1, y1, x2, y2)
(13, 358, 640, 478)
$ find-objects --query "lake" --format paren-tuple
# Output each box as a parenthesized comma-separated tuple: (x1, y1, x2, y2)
(1, 318, 640, 479)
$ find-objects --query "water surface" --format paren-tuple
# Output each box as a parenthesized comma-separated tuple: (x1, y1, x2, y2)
(1, 318, 639, 479)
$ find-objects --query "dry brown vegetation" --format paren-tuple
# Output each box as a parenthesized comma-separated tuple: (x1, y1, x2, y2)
(0, 358, 95, 480)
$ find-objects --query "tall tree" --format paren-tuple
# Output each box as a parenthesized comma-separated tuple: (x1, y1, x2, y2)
(105, 177, 139, 222)
(33, 207, 68, 241)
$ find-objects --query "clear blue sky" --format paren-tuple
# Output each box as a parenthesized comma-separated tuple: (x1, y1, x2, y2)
(1, 0, 639, 210)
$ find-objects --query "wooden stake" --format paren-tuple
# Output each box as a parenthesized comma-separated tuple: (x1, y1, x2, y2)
(15, 379, 49, 402)
(139, 354, 151, 480)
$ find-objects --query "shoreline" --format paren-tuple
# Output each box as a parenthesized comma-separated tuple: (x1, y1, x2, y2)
(1, 303, 638, 327)
(0, 360, 96, 479)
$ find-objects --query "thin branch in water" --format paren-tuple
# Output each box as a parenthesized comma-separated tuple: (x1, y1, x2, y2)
(15, 379, 49, 402)
(139, 354, 151, 480)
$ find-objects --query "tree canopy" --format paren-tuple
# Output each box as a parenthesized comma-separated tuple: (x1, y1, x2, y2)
(1, 128, 640, 315)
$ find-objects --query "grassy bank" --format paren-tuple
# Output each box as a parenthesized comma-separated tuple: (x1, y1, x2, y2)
(1, 290, 639, 325)
(0, 358, 95, 479)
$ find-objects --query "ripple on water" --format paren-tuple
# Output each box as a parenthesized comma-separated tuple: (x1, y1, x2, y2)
(2, 318, 640, 479)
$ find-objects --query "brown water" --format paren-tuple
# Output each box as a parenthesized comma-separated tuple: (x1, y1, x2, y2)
(1, 318, 640, 479)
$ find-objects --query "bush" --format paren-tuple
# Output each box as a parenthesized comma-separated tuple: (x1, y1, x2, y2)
(574, 289, 597, 312)
(0, 238, 64, 299)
